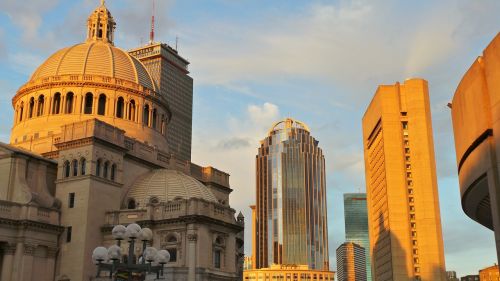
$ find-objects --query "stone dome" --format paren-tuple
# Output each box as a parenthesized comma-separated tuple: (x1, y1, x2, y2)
(29, 41, 156, 91)
(127, 169, 217, 206)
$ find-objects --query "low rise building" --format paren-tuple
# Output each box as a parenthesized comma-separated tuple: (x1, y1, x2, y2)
(243, 264, 335, 281)
(480, 264, 499, 281)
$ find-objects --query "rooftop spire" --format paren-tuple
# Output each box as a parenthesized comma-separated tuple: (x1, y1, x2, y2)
(149, 0, 155, 44)
(101, 0, 105, 6)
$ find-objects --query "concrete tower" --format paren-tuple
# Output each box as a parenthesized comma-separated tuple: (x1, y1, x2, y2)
(129, 42, 193, 162)
(362, 79, 446, 281)
(336, 242, 367, 281)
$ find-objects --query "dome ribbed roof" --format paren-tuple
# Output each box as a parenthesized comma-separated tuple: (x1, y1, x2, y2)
(128, 169, 217, 206)
(29, 41, 156, 91)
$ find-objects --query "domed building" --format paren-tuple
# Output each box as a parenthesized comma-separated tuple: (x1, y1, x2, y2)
(0, 2, 244, 281)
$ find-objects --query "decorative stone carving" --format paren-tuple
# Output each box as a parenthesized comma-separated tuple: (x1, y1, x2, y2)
(3, 243, 17, 255)
(187, 234, 197, 242)
(23, 243, 37, 256)
(47, 247, 59, 258)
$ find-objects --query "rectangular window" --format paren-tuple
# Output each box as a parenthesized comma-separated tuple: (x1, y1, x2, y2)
(406, 156, 411, 161)
(66, 226, 72, 242)
(69, 193, 75, 208)
(401, 112, 407, 116)
(405, 148, 410, 154)
(214, 250, 221, 269)
(406, 164, 411, 170)
(402, 121, 408, 130)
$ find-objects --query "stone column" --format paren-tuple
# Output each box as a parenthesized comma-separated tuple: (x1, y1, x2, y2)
(0, 243, 16, 281)
(19, 243, 36, 281)
(187, 233, 197, 281)
(46, 247, 58, 281)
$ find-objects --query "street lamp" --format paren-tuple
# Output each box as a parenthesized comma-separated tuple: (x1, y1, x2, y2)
(93, 223, 170, 280)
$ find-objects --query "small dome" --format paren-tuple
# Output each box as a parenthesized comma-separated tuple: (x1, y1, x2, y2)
(29, 42, 156, 91)
(127, 169, 217, 206)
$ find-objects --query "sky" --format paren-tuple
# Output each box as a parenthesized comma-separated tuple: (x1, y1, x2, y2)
(0, 0, 499, 276)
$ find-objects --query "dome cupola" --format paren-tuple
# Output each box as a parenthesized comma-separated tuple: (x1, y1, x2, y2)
(86, 0, 116, 45)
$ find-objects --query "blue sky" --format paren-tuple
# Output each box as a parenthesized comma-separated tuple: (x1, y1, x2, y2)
(0, 0, 499, 276)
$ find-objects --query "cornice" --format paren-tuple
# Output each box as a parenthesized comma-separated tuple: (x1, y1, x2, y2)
(0, 217, 65, 234)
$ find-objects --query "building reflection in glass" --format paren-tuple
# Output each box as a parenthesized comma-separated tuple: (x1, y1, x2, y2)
(254, 118, 329, 270)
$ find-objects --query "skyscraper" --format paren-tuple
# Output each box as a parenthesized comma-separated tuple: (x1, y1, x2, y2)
(344, 193, 371, 281)
(362, 79, 446, 281)
(129, 42, 193, 162)
(336, 242, 367, 281)
(253, 118, 329, 270)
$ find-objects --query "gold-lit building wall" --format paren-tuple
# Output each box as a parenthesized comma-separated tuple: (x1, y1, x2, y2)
(362, 79, 446, 281)
(450, 32, 500, 262)
(479, 265, 499, 281)
(243, 264, 335, 281)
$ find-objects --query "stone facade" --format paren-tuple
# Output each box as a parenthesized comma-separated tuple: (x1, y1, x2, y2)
(0, 2, 244, 281)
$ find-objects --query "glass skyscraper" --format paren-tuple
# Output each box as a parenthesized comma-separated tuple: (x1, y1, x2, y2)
(344, 193, 371, 281)
(253, 118, 329, 270)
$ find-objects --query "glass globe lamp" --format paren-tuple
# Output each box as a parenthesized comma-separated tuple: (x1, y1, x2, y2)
(139, 227, 153, 241)
(143, 247, 158, 263)
(112, 225, 127, 240)
(125, 223, 141, 239)
(107, 245, 122, 261)
(155, 249, 170, 265)
(92, 247, 108, 264)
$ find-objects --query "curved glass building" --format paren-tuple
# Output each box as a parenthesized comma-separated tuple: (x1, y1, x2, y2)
(253, 118, 329, 270)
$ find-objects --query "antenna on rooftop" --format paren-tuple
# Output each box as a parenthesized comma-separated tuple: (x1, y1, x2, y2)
(149, 0, 155, 44)
(175, 36, 179, 50)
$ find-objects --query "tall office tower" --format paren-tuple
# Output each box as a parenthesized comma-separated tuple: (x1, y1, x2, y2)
(254, 118, 329, 270)
(336, 242, 367, 281)
(129, 43, 193, 161)
(344, 193, 372, 281)
(362, 79, 446, 281)
(450, 33, 500, 263)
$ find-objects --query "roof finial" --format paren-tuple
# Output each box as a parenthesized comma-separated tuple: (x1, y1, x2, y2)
(101, 0, 105, 6)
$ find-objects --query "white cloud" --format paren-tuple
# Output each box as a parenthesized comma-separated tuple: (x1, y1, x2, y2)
(0, 0, 59, 43)
(192, 102, 280, 255)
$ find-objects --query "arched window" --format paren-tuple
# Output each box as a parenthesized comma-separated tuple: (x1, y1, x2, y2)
(72, 159, 78, 176)
(116, 97, 124, 118)
(65, 92, 74, 114)
(127, 198, 136, 209)
(19, 102, 24, 122)
(103, 161, 109, 179)
(37, 95, 45, 116)
(28, 97, 34, 118)
(128, 100, 136, 121)
(63, 161, 70, 178)
(52, 93, 61, 114)
(96, 159, 102, 176)
(143, 104, 150, 126)
(152, 108, 157, 129)
(110, 164, 116, 181)
(97, 94, 106, 115)
(84, 93, 93, 114)
(80, 158, 86, 175)
(166, 235, 178, 262)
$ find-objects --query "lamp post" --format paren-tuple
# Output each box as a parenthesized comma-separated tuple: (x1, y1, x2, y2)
(92, 223, 169, 280)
